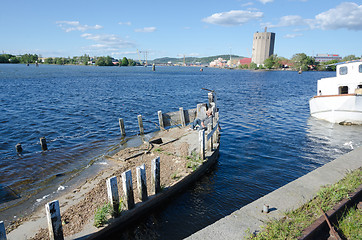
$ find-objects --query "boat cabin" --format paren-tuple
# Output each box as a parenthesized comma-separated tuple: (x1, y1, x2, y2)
(317, 61, 362, 96)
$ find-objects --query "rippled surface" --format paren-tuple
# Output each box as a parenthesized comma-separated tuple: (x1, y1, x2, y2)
(1, 65, 361, 238)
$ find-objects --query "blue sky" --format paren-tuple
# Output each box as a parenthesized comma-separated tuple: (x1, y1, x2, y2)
(1, 0, 362, 60)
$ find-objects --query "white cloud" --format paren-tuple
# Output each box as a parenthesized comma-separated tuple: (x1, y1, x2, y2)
(119, 21, 132, 26)
(283, 33, 303, 38)
(241, 2, 254, 7)
(269, 15, 307, 27)
(265, 2, 362, 31)
(134, 27, 157, 32)
(259, 0, 273, 4)
(202, 10, 263, 26)
(56, 21, 103, 32)
(313, 2, 362, 30)
(81, 33, 136, 53)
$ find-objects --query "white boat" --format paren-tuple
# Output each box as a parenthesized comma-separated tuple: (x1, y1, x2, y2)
(309, 60, 362, 124)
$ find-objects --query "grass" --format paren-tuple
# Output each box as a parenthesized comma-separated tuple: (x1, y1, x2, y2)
(94, 203, 112, 227)
(336, 206, 362, 239)
(93, 199, 123, 227)
(246, 168, 362, 240)
(186, 152, 203, 171)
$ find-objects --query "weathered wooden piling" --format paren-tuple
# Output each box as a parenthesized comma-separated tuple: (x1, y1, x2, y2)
(157, 111, 164, 130)
(137, 115, 144, 135)
(106, 176, 120, 216)
(136, 164, 148, 201)
(119, 118, 126, 137)
(45, 200, 64, 240)
(179, 107, 186, 127)
(151, 157, 161, 194)
(15, 143, 22, 154)
(40, 137, 48, 151)
(152, 63, 155, 71)
(208, 92, 216, 106)
(121, 170, 135, 210)
(207, 123, 213, 151)
(199, 129, 205, 160)
(0, 221, 6, 240)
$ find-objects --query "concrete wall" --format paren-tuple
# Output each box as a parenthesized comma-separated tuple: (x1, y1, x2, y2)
(251, 31, 275, 66)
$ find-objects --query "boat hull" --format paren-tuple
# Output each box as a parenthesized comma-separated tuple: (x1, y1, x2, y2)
(309, 95, 362, 124)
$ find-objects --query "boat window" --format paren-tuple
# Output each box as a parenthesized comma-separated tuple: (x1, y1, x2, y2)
(358, 85, 362, 89)
(339, 66, 348, 75)
(339, 86, 348, 94)
(359, 64, 362, 73)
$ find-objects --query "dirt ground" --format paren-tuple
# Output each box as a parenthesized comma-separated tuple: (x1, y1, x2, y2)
(29, 127, 199, 239)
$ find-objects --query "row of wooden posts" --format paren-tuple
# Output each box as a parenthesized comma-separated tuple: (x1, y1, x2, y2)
(4, 93, 219, 239)
(15, 92, 217, 154)
(2, 113, 220, 240)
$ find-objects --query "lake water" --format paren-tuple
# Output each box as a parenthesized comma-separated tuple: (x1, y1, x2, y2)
(1, 64, 361, 238)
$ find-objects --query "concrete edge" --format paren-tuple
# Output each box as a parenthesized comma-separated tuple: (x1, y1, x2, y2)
(187, 146, 362, 240)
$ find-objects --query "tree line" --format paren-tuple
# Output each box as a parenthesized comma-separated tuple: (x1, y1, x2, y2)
(254, 53, 361, 71)
(0, 53, 139, 67)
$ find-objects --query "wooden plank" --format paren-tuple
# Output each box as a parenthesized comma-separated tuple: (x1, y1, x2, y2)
(0, 221, 6, 240)
(151, 157, 161, 194)
(137, 115, 144, 135)
(119, 118, 125, 137)
(106, 176, 119, 217)
(136, 164, 148, 201)
(199, 129, 205, 160)
(122, 170, 135, 210)
(158, 111, 164, 130)
(45, 200, 64, 240)
(179, 107, 186, 127)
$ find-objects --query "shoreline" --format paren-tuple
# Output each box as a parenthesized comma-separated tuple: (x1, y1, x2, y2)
(187, 145, 362, 239)
(5, 94, 221, 239)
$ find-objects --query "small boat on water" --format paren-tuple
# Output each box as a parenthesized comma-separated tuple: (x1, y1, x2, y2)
(309, 60, 362, 124)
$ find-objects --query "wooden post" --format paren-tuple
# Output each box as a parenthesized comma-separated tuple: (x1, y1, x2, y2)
(121, 170, 134, 210)
(137, 115, 144, 135)
(158, 111, 164, 130)
(106, 176, 119, 216)
(40, 137, 48, 151)
(119, 118, 125, 137)
(136, 164, 148, 201)
(45, 200, 64, 240)
(199, 129, 205, 160)
(213, 116, 218, 144)
(151, 157, 161, 194)
(207, 123, 213, 151)
(0, 221, 6, 240)
(208, 92, 217, 106)
(15, 143, 23, 154)
(179, 107, 186, 127)
(215, 111, 219, 143)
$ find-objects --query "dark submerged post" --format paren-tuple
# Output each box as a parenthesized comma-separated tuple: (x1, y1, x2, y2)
(15, 143, 23, 154)
(40, 137, 48, 151)
(119, 118, 126, 137)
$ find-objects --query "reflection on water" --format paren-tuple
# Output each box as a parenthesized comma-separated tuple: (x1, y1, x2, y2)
(1, 65, 361, 239)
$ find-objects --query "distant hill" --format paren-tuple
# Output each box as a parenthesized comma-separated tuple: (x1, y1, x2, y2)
(152, 55, 245, 64)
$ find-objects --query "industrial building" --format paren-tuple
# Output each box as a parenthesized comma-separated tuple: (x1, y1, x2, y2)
(314, 54, 342, 63)
(251, 27, 275, 66)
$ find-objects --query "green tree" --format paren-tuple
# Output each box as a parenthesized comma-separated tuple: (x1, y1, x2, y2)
(128, 58, 136, 66)
(264, 54, 281, 69)
(44, 58, 54, 64)
(342, 55, 358, 61)
(121, 57, 129, 66)
(291, 53, 315, 71)
(249, 62, 258, 70)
